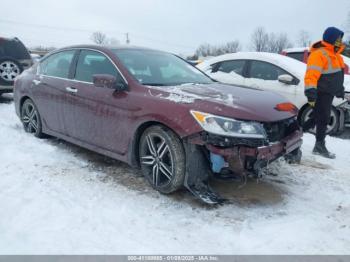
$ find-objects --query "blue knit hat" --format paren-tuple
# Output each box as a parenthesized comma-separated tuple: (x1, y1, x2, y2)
(323, 27, 344, 45)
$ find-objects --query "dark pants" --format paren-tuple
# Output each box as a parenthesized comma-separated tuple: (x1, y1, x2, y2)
(314, 92, 334, 142)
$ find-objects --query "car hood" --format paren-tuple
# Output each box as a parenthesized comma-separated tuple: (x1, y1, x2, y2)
(147, 83, 297, 122)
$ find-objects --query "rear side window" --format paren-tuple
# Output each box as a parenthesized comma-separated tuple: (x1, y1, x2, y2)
(2, 39, 31, 60)
(286, 52, 304, 62)
(39, 50, 75, 78)
(214, 60, 245, 76)
(75, 50, 120, 83)
(0, 44, 4, 56)
(249, 61, 289, 80)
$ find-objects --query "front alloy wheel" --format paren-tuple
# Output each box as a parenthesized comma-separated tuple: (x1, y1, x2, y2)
(139, 126, 185, 194)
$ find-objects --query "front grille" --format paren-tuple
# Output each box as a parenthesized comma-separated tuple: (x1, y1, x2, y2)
(263, 117, 299, 143)
(203, 133, 267, 148)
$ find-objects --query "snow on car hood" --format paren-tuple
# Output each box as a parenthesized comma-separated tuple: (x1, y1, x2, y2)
(147, 83, 297, 122)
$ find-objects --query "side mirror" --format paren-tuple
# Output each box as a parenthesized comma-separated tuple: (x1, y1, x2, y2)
(278, 74, 294, 85)
(93, 74, 127, 91)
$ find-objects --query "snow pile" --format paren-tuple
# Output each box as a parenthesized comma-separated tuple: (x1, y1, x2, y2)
(0, 97, 349, 254)
(146, 84, 238, 105)
(162, 93, 196, 104)
(209, 71, 244, 85)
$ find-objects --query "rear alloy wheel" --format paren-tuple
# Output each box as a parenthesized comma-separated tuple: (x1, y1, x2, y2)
(139, 125, 185, 194)
(0, 59, 22, 86)
(21, 99, 44, 138)
(301, 105, 340, 135)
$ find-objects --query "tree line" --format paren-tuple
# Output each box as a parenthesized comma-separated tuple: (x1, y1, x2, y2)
(191, 27, 314, 59)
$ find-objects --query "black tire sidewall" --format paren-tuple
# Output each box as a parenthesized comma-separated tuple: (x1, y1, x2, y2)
(301, 106, 339, 135)
(139, 125, 185, 194)
(0, 58, 23, 86)
(21, 99, 44, 138)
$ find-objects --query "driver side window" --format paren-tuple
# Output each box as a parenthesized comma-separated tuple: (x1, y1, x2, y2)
(214, 60, 245, 76)
(75, 50, 121, 83)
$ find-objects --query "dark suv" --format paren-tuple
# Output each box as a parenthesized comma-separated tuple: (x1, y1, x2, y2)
(0, 37, 33, 93)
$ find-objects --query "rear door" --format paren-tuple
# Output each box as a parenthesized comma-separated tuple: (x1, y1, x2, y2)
(209, 59, 247, 86)
(64, 49, 130, 154)
(33, 49, 76, 134)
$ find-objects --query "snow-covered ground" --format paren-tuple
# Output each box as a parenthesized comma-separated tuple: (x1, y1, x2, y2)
(0, 93, 349, 255)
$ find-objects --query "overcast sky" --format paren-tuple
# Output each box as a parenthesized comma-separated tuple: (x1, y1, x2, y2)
(1, 0, 350, 55)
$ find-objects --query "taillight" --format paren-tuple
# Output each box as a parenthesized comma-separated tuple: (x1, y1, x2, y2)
(344, 64, 349, 75)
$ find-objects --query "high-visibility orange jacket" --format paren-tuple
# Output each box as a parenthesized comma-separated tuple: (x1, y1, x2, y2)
(304, 41, 345, 98)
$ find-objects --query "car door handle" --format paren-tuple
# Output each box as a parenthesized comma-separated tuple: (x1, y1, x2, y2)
(66, 87, 78, 94)
(32, 79, 41, 85)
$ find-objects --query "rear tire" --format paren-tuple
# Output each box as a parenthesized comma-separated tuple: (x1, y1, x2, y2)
(139, 125, 185, 194)
(21, 99, 44, 138)
(0, 58, 23, 86)
(300, 105, 340, 136)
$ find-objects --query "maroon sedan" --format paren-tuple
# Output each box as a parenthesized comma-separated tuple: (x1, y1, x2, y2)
(14, 45, 302, 204)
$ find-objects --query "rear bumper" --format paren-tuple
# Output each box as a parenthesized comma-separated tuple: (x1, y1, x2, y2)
(205, 130, 303, 174)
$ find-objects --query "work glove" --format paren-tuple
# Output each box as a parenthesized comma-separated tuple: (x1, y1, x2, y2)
(308, 101, 315, 107)
(305, 88, 317, 107)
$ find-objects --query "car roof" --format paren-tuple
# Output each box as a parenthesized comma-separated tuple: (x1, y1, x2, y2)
(59, 44, 164, 54)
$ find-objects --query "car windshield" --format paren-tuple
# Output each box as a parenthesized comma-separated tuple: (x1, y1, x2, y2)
(113, 49, 213, 86)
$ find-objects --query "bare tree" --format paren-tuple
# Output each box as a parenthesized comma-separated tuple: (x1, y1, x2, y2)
(195, 40, 241, 57)
(275, 33, 292, 53)
(267, 33, 292, 53)
(266, 33, 277, 53)
(297, 30, 311, 47)
(251, 27, 269, 52)
(224, 40, 241, 53)
(90, 31, 107, 45)
(195, 43, 213, 57)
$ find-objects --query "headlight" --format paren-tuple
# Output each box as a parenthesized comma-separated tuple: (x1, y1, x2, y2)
(191, 110, 266, 139)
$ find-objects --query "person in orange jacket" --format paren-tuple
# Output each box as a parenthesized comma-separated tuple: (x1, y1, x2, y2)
(304, 27, 345, 159)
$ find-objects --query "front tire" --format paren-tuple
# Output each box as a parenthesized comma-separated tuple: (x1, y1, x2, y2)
(21, 99, 44, 138)
(300, 105, 340, 135)
(139, 125, 185, 194)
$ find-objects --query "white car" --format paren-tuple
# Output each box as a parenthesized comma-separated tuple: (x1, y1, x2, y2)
(197, 52, 350, 135)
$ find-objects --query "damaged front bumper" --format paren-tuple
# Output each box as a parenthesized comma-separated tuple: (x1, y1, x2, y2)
(183, 129, 303, 204)
(206, 129, 303, 175)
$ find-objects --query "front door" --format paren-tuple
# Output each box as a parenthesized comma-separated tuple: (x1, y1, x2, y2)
(245, 60, 301, 102)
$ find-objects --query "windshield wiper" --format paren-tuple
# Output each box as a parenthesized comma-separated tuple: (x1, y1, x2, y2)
(180, 82, 213, 85)
(143, 83, 168, 86)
